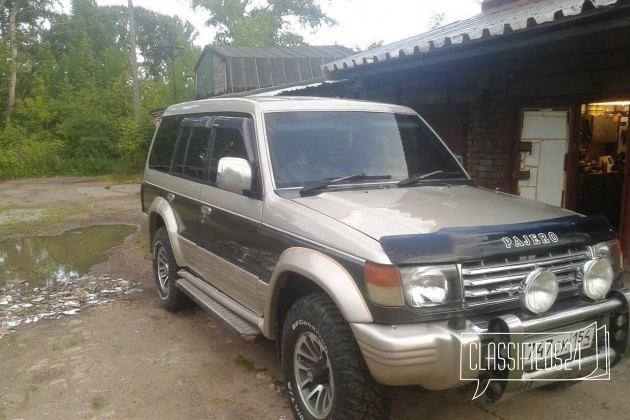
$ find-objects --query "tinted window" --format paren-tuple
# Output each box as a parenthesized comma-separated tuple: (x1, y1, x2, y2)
(148, 113, 252, 175)
(208, 127, 248, 183)
(171, 127, 189, 175)
(148, 115, 184, 172)
(265, 111, 465, 188)
(171, 124, 212, 179)
(184, 127, 212, 178)
(171, 117, 212, 179)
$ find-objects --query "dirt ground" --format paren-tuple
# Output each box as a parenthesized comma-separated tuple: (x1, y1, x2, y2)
(1, 177, 629, 420)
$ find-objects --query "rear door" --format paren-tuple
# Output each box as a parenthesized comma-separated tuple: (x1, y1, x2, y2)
(168, 117, 213, 245)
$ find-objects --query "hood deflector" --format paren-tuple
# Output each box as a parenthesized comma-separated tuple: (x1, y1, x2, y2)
(379, 215, 615, 265)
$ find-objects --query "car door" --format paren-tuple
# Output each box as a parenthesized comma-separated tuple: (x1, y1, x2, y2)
(195, 116, 265, 312)
(167, 117, 212, 247)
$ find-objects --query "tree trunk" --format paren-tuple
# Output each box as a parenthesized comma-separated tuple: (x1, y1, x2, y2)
(6, 0, 19, 122)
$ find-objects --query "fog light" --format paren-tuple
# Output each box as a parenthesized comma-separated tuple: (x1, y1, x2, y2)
(582, 259, 613, 300)
(521, 269, 558, 314)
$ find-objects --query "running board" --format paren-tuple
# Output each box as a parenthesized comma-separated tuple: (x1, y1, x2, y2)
(176, 271, 263, 342)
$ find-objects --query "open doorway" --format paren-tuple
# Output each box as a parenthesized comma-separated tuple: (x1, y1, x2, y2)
(576, 102, 629, 233)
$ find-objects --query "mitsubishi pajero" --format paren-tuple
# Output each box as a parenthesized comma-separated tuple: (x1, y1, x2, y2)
(141, 97, 630, 419)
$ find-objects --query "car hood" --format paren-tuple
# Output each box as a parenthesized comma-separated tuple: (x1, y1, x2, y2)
(293, 185, 576, 240)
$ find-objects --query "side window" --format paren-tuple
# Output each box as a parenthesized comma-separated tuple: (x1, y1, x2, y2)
(170, 127, 190, 175)
(183, 127, 212, 178)
(208, 126, 249, 183)
(170, 118, 212, 180)
(148, 115, 184, 172)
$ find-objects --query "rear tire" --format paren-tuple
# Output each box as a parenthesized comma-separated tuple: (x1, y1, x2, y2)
(281, 293, 389, 420)
(152, 227, 188, 311)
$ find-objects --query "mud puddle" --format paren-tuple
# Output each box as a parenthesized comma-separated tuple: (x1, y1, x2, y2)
(0, 225, 142, 338)
(0, 225, 136, 288)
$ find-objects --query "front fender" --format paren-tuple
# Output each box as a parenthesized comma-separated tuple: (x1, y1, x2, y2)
(263, 247, 372, 339)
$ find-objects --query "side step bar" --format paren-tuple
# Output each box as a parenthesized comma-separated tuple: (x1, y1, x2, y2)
(176, 270, 263, 342)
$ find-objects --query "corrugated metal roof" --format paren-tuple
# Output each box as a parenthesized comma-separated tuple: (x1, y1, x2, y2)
(206, 45, 353, 60)
(324, 0, 620, 73)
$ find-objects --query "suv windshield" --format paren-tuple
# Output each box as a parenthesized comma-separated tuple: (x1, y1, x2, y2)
(265, 111, 467, 190)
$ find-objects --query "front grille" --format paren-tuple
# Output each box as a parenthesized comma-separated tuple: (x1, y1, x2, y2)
(462, 248, 591, 307)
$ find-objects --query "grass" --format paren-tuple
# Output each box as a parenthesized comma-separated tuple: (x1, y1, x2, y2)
(23, 384, 38, 404)
(234, 354, 268, 373)
(136, 234, 150, 258)
(31, 258, 61, 279)
(65, 335, 80, 348)
(99, 171, 143, 185)
(0, 157, 120, 181)
(91, 395, 105, 410)
(234, 354, 256, 371)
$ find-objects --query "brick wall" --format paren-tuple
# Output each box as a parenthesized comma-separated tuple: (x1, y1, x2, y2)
(360, 71, 516, 192)
(466, 99, 513, 192)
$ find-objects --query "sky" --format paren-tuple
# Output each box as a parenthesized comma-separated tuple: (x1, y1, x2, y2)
(62, 0, 482, 50)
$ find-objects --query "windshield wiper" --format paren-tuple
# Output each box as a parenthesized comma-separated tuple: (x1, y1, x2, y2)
(300, 173, 392, 197)
(397, 171, 465, 187)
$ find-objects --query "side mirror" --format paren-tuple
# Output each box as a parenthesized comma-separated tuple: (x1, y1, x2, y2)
(217, 157, 252, 195)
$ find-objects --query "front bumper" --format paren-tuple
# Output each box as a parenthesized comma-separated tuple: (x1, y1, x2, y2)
(350, 289, 630, 397)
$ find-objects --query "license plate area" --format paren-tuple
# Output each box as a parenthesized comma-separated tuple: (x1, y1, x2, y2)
(522, 321, 599, 369)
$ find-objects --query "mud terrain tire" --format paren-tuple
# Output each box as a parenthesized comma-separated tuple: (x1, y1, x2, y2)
(281, 293, 389, 420)
(152, 227, 188, 311)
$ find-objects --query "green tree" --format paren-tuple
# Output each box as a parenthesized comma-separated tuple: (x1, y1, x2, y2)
(134, 7, 198, 79)
(131, 7, 200, 104)
(0, 0, 55, 121)
(190, 0, 337, 46)
(0, 0, 200, 179)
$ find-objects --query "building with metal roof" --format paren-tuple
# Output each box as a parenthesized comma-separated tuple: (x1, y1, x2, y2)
(194, 45, 353, 98)
(323, 0, 621, 74)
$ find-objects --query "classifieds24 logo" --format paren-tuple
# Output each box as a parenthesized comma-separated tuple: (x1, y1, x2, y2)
(460, 322, 611, 400)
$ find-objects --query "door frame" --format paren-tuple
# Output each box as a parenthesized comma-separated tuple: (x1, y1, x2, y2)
(618, 105, 630, 264)
(517, 107, 572, 207)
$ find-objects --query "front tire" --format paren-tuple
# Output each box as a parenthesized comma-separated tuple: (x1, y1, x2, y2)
(281, 294, 389, 420)
(152, 227, 188, 311)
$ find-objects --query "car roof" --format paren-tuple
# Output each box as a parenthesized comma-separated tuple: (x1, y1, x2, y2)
(162, 96, 416, 117)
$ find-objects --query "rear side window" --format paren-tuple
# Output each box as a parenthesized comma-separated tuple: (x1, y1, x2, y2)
(148, 112, 257, 190)
(171, 118, 213, 180)
(147, 115, 183, 172)
(148, 113, 253, 176)
(184, 127, 212, 178)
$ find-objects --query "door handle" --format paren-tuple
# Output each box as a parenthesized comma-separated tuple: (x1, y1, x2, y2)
(166, 193, 175, 202)
(201, 206, 212, 217)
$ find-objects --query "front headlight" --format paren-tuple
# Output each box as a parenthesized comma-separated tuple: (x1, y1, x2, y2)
(400, 265, 459, 307)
